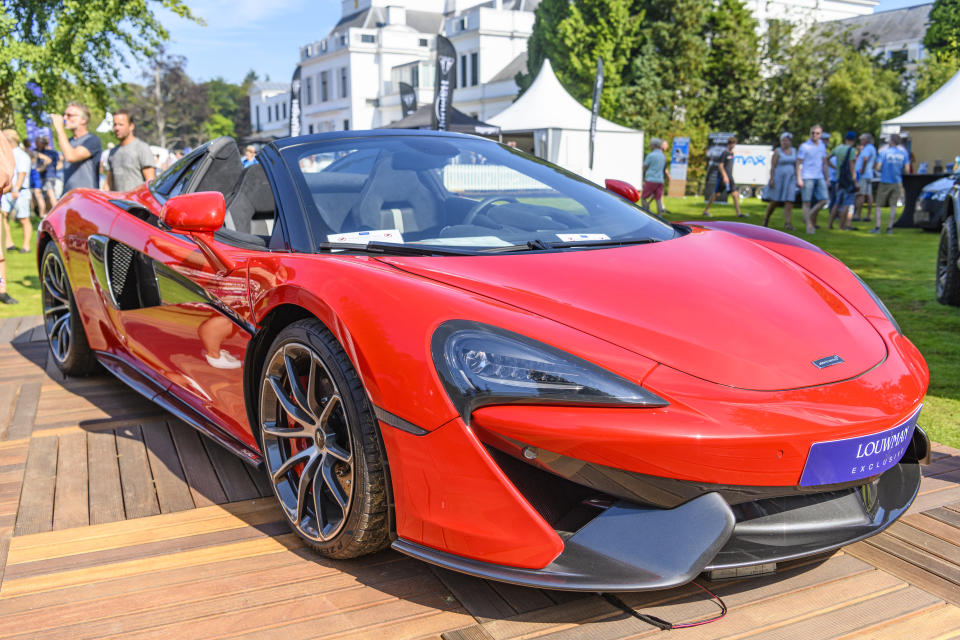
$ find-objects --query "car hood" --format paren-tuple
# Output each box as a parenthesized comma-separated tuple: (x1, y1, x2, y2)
(378, 228, 887, 391)
(921, 176, 956, 194)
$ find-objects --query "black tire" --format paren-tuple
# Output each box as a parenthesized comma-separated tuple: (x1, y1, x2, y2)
(40, 242, 100, 376)
(257, 318, 389, 558)
(936, 218, 960, 306)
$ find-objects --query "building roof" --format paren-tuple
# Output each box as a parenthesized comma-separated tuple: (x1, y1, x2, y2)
(885, 69, 960, 127)
(833, 3, 932, 46)
(331, 6, 443, 35)
(487, 58, 636, 133)
(489, 51, 527, 83)
(251, 81, 291, 92)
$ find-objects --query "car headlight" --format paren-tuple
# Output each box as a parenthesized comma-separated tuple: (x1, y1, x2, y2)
(853, 272, 901, 335)
(431, 320, 668, 420)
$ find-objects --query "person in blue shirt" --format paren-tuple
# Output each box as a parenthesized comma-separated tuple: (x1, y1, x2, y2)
(854, 133, 876, 222)
(872, 134, 909, 234)
(242, 145, 258, 168)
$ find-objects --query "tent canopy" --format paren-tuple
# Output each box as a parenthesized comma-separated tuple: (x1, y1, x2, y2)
(382, 105, 500, 136)
(884, 69, 960, 128)
(487, 59, 635, 133)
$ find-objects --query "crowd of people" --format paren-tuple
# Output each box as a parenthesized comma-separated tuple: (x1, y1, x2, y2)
(758, 124, 910, 235)
(0, 101, 160, 305)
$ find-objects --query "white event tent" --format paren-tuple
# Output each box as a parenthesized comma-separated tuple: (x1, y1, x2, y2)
(883, 69, 960, 168)
(487, 59, 645, 187)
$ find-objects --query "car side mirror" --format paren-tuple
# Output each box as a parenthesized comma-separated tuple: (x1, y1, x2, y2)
(605, 179, 640, 203)
(160, 191, 235, 274)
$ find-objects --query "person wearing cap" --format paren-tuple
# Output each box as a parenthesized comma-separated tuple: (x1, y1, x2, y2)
(872, 133, 909, 234)
(854, 133, 877, 222)
(796, 124, 830, 234)
(762, 132, 798, 230)
(828, 131, 859, 230)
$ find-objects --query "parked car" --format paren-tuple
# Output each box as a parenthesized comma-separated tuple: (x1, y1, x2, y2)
(922, 171, 960, 305)
(37, 131, 930, 591)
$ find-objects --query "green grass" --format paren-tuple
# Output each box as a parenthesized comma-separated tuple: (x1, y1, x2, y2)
(5, 202, 958, 446)
(0, 219, 41, 318)
(664, 195, 960, 448)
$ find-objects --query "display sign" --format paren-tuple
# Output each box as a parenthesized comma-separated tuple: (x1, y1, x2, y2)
(799, 407, 920, 486)
(399, 82, 417, 118)
(670, 137, 690, 182)
(433, 35, 457, 131)
(289, 65, 302, 137)
(588, 57, 603, 170)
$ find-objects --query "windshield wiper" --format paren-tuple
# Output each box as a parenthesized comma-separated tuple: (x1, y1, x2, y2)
(317, 241, 477, 256)
(489, 237, 663, 252)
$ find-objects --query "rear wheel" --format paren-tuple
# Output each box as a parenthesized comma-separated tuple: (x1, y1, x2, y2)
(41, 243, 99, 375)
(936, 219, 960, 306)
(258, 319, 389, 558)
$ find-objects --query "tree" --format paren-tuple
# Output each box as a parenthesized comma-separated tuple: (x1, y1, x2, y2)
(133, 51, 210, 149)
(925, 0, 960, 61)
(518, 0, 643, 118)
(703, 0, 762, 137)
(915, 52, 960, 102)
(0, 0, 199, 125)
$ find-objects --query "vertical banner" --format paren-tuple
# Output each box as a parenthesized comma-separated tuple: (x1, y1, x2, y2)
(289, 65, 302, 137)
(433, 35, 457, 131)
(399, 82, 418, 118)
(667, 136, 689, 197)
(588, 57, 604, 170)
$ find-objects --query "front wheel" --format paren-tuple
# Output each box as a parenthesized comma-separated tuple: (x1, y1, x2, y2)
(936, 219, 960, 306)
(258, 319, 390, 558)
(40, 242, 100, 376)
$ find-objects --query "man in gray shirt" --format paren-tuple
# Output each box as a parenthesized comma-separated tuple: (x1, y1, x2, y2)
(105, 110, 155, 192)
(51, 101, 102, 192)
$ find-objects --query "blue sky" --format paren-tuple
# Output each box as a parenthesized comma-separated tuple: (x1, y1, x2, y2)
(139, 0, 931, 86)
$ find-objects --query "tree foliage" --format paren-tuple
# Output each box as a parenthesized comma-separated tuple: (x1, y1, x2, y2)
(0, 0, 199, 125)
(925, 0, 960, 61)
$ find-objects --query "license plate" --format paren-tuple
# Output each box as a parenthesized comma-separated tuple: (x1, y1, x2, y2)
(799, 407, 921, 486)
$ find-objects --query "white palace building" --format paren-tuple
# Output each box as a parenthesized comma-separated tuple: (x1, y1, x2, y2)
(249, 0, 886, 137)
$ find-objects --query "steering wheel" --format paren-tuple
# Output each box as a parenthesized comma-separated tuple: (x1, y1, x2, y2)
(463, 196, 519, 225)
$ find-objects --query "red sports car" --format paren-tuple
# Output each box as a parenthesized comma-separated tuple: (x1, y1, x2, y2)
(38, 132, 930, 591)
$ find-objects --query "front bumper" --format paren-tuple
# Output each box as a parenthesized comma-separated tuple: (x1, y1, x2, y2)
(392, 429, 926, 591)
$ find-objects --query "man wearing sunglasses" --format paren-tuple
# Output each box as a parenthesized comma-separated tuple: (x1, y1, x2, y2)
(50, 102, 102, 192)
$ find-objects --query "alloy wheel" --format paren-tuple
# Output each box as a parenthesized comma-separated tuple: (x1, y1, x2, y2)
(41, 251, 72, 365)
(259, 342, 354, 542)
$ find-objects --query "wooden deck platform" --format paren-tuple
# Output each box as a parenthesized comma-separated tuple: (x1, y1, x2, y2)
(1, 315, 959, 639)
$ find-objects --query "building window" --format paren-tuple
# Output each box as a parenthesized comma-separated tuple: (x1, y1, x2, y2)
(411, 65, 419, 88)
(471, 52, 478, 86)
(275, 104, 280, 120)
(361, 34, 375, 43)
(459, 18, 466, 31)
(343, 119, 350, 130)
(320, 71, 329, 101)
(282, 102, 287, 119)
(338, 34, 346, 46)
(418, 38, 428, 47)
(340, 67, 348, 98)
(305, 76, 313, 105)
(255, 105, 261, 131)
(308, 124, 314, 134)
(460, 55, 467, 87)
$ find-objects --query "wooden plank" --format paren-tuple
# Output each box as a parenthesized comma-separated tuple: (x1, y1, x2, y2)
(29, 325, 45, 343)
(167, 420, 227, 507)
(10, 317, 41, 345)
(910, 485, 960, 514)
(86, 430, 125, 526)
(0, 317, 19, 343)
(743, 586, 941, 640)
(486, 580, 554, 615)
(886, 521, 960, 565)
(52, 432, 88, 530)
(115, 425, 160, 520)
(13, 437, 57, 536)
(6, 381, 40, 441)
(0, 383, 16, 441)
(141, 421, 195, 514)
(924, 506, 960, 529)
(835, 603, 960, 640)
(868, 533, 960, 585)
(200, 436, 258, 503)
(7, 500, 278, 563)
(0, 533, 304, 598)
(847, 541, 960, 606)
(244, 462, 274, 498)
(430, 566, 516, 622)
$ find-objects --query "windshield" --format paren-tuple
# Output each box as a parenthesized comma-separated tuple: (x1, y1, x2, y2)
(282, 135, 676, 253)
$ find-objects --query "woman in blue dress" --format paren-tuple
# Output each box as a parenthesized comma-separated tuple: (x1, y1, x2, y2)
(762, 132, 798, 230)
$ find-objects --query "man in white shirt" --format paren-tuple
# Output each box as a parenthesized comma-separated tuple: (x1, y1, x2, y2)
(0, 132, 17, 304)
(796, 124, 830, 234)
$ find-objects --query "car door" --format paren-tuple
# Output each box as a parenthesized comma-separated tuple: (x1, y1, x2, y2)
(93, 139, 279, 450)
